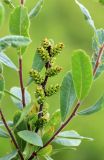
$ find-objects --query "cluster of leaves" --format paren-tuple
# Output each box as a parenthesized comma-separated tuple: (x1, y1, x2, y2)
(0, 0, 104, 160)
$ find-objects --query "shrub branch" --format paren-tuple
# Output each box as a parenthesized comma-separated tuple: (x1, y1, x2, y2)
(29, 43, 104, 160)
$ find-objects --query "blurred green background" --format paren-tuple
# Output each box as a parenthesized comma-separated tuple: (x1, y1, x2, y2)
(0, 0, 104, 159)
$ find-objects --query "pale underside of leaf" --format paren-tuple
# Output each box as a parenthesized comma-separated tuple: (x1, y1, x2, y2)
(54, 137, 81, 147)
(78, 94, 104, 115)
(18, 130, 43, 147)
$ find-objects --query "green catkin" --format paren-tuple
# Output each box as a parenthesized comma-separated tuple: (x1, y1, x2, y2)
(45, 84, 60, 97)
(45, 66, 62, 77)
(29, 69, 44, 84)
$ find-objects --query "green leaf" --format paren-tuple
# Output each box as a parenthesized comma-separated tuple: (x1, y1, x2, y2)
(29, 0, 44, 19)
(10, 87, 31, 109)
(78, 94, 104, 115)
(58, 130, 93, 141)
(0, 128, 9, 138)
(75, 0, 96, 32)
(27, 50, 44, 86)
(0, 52, 18, 71)
(54, 137, 81, 147)
(38, 145, 52, 156)
(18, 130, 43, 147)
(72, 49, 93, 100)
(0, 35, 31, 51)
(32, 50, 44, 71)
(0, 121, 13, 127)
(0, 3, 5, 29)
(9, 6, 30, 37)
(9, 6, 30, 54)
(0, 150, 17, 160)
(60, 72, 76, 122)
(92, 29, 104, 79)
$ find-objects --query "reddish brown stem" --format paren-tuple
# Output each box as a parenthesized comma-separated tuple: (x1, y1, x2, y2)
(19, 56, 26, 108)
(93, 44, 104, 76)
(0, 108, 24, 160)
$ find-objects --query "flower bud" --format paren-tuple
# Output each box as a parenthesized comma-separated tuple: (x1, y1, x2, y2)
(41, 38, 51, 49)
(37, 47, 50, 63)
(29, 69, 44, 84)
(35, 86, 45, 104)
(45, 84, 60, 97)
(45, 66, 62, 77)
(50, 43, 64, 57)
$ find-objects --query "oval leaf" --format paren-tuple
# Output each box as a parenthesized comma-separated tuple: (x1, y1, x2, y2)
(0, 52, 17, 71)
(72, 49, 93, 100)
(54, 137, 81, 147)
(0, 150, 17, 160)
(9, 6, 30, 37)
(29, 0, 44, 19)
(10, 87, 31, 109)
(0, 35, 31, 51)
(18, 130, 43, 147)
(58, 130, 93, 141)
(78, 94, 104, 115)
(60, 72, 76, 122)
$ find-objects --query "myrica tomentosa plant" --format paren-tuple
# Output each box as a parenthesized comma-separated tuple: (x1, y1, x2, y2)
(0, 0, 104, 159)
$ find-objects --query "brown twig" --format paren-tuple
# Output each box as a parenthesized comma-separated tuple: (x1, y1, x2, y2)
(0, 108, 24, 160)
(19, 56, 26, 108)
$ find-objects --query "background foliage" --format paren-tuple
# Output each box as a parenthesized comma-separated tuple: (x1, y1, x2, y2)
(0, 0, 104, 160)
